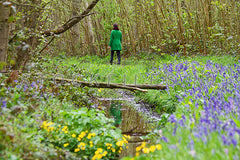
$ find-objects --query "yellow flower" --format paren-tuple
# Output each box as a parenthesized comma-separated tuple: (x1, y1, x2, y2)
(96, 154, 103, 159)
(97, 148, 103, 153)
(92, 155, 97, 160)
(42, 121, 47, 126)
(74, 148, 80, 152)
(130, 158, 135, 160)
(141, 142, 146, 148)
(103, 151, 107, 156)
(116, 141, 124, 147)
(188, 101, 192, 105)
(122, 137, 128, 143)
(87, 135, 92, 139)
(62, 126, 68, 132)
(156, 144, 162, 150)
(136, 152, 140, 156)
(81, 146, 85, 150)
(98, 88, 102, 92)
(79, 132, 86, 138)
(50, 126, 54, 131)
(81, 142, 86, 146)
(64, 130, 68, 134)
(106, 143, 112, 147)
(150, 145, 156, 152)
(47, 122, 54, 126)
(111, 148, 115, 152)
(72, 134, 76, 138)
(143, 148, 150, 154)
(78, 142, 86, 147)
(63, 143, 69, 147)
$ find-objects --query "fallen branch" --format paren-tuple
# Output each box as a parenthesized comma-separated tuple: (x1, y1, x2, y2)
(45, 77, 168, 93)
(116, 83, 167, 90)
(53, 77, 148, 93)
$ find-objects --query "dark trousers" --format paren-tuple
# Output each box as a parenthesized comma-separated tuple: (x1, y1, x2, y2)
(110, 50, 121, 65)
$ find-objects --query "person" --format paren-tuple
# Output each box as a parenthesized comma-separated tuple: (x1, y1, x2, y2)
(109, 23, 122, 65)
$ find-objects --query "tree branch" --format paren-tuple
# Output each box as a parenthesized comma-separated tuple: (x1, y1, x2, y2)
(42, 0, 100, 36)
(38, 36, 55, 54)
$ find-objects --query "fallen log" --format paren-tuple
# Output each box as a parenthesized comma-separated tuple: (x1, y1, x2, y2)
(40, 76, 167, 92)
(52, 77, 148, 93)
(116, 83, 167, 90)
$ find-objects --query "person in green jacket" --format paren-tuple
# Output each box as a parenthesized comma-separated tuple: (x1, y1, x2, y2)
(109, 23, 122, 65)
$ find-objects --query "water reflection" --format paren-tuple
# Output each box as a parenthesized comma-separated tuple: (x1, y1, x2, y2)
(109, 101, 122, 127)
(98, 99, 153, 158)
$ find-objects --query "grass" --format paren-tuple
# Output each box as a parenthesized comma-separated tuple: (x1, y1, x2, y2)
(41, 53, 238, 115)
(1, 52, 239, 159)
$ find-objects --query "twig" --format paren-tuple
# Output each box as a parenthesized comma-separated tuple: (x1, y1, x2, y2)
(38, 36, 55, 54)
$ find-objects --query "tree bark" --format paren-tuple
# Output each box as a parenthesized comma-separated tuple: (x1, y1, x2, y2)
(0, 2, 10, 72)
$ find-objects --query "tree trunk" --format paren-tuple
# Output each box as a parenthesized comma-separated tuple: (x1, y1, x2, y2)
(12, 0, 42, 70)
(0, 2, 10, 72)
(71, 0, 81, 56)
(85, 1, 96, 55)
(176, 0, 186, 55)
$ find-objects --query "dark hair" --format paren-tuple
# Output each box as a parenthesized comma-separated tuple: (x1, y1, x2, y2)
(113, 23, 119, 30)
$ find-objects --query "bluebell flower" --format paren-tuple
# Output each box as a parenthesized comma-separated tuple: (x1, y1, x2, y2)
(161, 136, 169, 143)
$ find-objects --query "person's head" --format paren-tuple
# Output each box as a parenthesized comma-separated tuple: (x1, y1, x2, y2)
(113, 23, 119, 30)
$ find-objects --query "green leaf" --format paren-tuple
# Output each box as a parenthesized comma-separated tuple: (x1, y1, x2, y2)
(8, 16, 15, 23)
(233, 118, 240, 128)
(209, 87, 214, 94)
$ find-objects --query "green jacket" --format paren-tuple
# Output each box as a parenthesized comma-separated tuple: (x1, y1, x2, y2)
(109, 30, 122, 51)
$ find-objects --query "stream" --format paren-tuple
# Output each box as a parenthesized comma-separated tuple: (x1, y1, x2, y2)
(97, 90, 161, 158)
